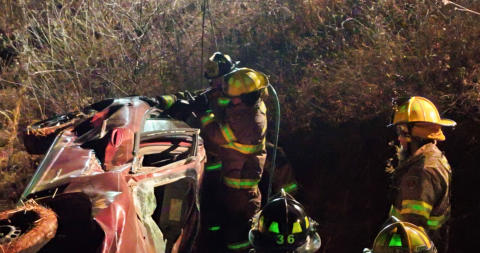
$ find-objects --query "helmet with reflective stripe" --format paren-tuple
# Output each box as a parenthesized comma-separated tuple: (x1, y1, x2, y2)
(204, 52, 237, 79)
(392, 96, 456, 127)
(371, 217, 437, 253)
(249, 190, 321, 252)
(224, 68, 268, 97)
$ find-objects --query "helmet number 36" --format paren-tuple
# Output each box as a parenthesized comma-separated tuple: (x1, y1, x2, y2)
(276, 234, 295, 245)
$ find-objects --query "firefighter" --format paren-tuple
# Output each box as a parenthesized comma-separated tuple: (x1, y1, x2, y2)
(156, 52, 269, 252)
(203, 60, 268, 253)
(248, 189, 321, 253)
(363, 216, 437, 253)
(388, 96, 455, 253)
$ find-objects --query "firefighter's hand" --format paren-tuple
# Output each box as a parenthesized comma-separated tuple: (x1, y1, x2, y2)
(166, 99, 193, 121)
(190, 93, 209, 112)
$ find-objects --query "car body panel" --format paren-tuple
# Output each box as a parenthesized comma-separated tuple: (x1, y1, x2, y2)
(18, 97, 206, 253)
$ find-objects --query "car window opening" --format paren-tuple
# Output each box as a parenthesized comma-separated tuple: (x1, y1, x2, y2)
(140, 142, 191, 168)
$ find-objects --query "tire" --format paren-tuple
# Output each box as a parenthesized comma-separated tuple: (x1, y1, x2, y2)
(0, 202, 58, 253)
(23, 112, 84, 155)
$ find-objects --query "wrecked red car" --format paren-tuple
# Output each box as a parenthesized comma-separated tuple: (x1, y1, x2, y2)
(0, 97, 206, 253)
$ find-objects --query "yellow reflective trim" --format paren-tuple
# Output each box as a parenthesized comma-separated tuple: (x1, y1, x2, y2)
(305, 217, 310, 229)
(223, 176, 260, 189)
(217, 97, 231, 106)
(399, 208, 430, 218)
(390, 205, 445, 230)
(261, 123, 267, 136)
(221, 138, 266, 154)
(222, 142, 264, 154)
(283, 183, 298, 193)
(402, 200, 433, 211)
(259, 101, 267, 114)
(400, 200, 432, 218)
(208, 226, 221, 231)
(201, 113, 215, 127)
(259, 102, 268, 135)
(292, 220, 302, 234)
(227, 241, 251, 250)
(205, 161, 222, 171)
(259, 215, 264, 232)
(427, 215, 447, 230)
(261, 125, 267, 135)
(220, 124, 237, 143)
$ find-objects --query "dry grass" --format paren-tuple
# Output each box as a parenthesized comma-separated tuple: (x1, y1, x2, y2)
(1, 0, 480, 207)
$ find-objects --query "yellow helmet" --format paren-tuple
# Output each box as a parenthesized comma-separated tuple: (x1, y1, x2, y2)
(392, 96, 456, 127)
(224, 68, 268, 97)
(371, 218, 437, 253)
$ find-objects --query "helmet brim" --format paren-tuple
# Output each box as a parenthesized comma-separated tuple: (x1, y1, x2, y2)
(437, 118, 456, 127)
(387, 118, 456, 128)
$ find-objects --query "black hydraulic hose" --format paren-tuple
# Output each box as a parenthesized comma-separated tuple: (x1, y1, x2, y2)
(267, 84, 281, 200)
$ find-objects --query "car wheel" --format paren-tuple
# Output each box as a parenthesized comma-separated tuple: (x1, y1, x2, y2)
(23, 112, 84, 154)
(0, 202, 57, 253)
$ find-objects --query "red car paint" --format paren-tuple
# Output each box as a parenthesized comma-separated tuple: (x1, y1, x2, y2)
(19, 97, 206, 253)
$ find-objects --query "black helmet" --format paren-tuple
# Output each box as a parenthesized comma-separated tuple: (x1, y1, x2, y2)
(369, 217, 437, 253)
(204, 52, 238, 79)
(249, 190, 321, 253)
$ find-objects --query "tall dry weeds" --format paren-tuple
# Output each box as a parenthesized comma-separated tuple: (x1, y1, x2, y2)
(0, 0, 479, 207)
